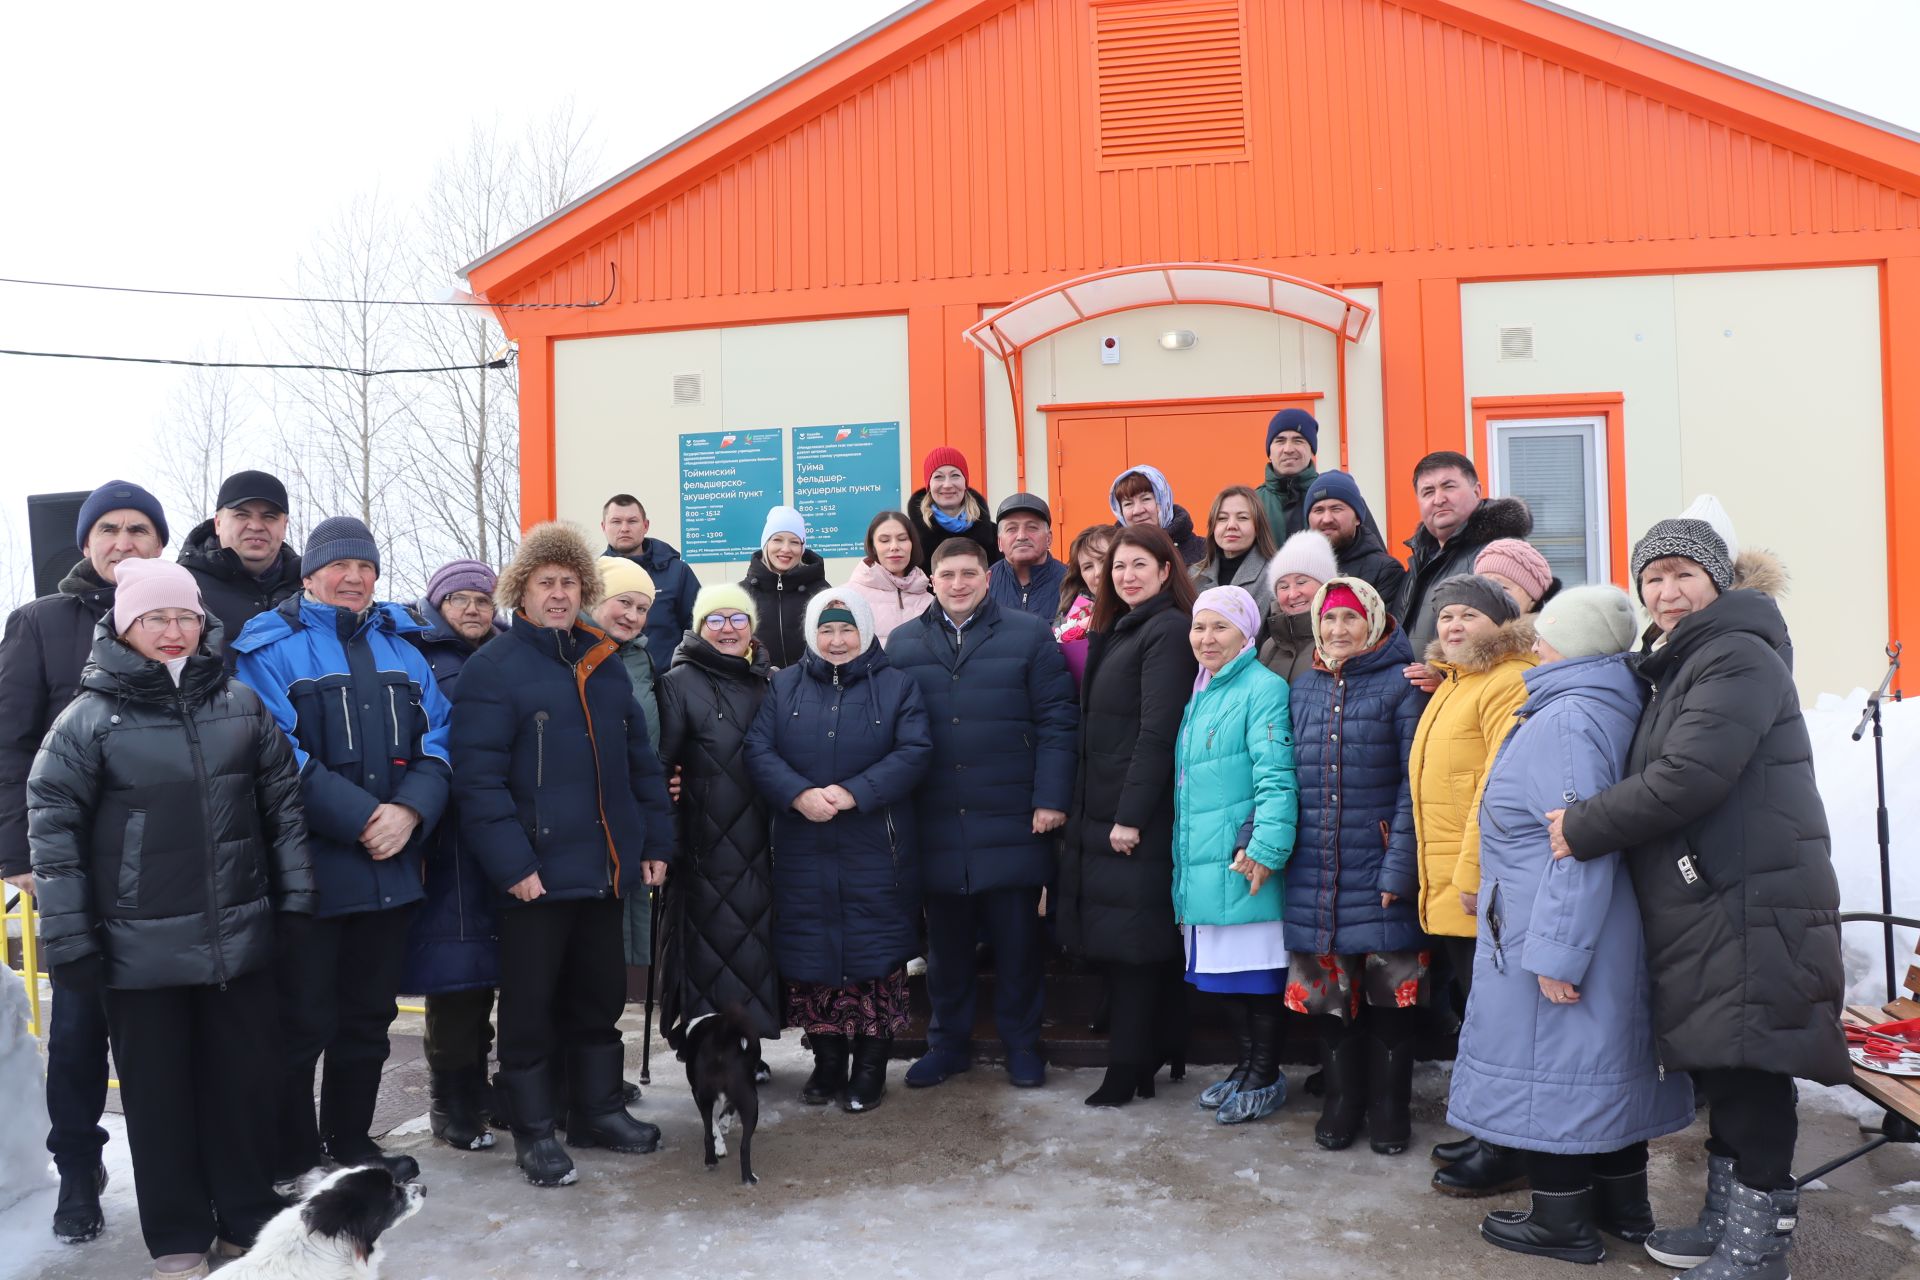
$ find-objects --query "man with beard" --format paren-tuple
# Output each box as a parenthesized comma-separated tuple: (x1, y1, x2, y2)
(1300, 471, 1406, 606)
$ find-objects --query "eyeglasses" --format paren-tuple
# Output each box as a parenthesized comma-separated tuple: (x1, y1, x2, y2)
(702, 612, 751, 631)
(443, 592, 493, 612)
(135, 612, 204, 635)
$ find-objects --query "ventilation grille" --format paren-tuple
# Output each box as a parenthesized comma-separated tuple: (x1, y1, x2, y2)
(671, 372, 703, 406)
(1498, 325, 1536, 362)
(1094, 0, 1248, 166)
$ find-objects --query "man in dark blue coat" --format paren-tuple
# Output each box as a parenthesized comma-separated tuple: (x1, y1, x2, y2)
(232, 516, 452, 1184)
(600, 493, 697, 674)
(450, 522, 674, 1189)
(986, 493, 1068, 623)
(400, 559, 506, 1153)
(888, 537, 1078, 1089)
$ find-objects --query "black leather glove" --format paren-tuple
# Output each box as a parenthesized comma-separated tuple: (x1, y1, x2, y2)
(52, 953, 106, 998)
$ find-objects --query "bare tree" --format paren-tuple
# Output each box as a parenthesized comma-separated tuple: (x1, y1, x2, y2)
(154, 351, 252, 528)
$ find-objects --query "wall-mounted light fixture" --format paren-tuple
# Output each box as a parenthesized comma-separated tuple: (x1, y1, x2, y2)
(1159, 329, 1197, 351)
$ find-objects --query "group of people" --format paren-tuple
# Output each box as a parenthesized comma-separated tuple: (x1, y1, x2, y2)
(2, 405, 1847, 1280)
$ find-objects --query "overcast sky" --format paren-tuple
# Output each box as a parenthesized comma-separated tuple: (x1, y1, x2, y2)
(3, 0, 1917, 582)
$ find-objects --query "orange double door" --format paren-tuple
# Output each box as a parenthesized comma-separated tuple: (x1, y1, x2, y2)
(1046, 395, 1322, 542)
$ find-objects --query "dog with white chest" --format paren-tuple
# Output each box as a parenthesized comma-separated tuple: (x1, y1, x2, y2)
(217, 1165, 426, 1280)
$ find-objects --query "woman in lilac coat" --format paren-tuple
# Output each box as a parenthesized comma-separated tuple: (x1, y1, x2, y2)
(1447, 587, 1693, 1265)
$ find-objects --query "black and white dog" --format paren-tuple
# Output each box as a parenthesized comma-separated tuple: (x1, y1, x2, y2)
(684, 1008, 761, 1185)
(219, 1165, 426, 1279)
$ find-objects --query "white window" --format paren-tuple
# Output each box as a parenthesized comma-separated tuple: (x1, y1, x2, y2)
(1484, 416, 1608, 588)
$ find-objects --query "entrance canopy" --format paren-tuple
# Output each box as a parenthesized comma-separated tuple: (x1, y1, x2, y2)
(964, 264, 1374, 487)
(964, 263, 1373, 359)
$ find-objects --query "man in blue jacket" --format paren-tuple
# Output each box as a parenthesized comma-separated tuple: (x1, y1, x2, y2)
(985, 493, 1067, 623)
(887, 537, 1078, 1089)
(232, 516, 452, 1185)
(600, 494, 697, 673)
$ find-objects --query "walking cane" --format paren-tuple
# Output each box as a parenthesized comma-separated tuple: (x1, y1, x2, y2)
(641, 884, 664, 1084)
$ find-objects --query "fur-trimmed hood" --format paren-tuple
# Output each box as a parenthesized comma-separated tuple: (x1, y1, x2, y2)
(1425, 614, 1537, 674)
(496, 521, 603, 612)
(1730, 548, 1787, 598)
(1404, 495, 1533, 555)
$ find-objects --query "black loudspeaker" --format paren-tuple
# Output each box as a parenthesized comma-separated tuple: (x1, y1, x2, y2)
(27, 491, 91, 601)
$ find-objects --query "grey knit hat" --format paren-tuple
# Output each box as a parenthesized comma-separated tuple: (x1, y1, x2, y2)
(303, 515, 380, 577)
(1430, 573, 1520, 625)
(1534, 585, 1638, 659)
(1629, 518, 1733, 599)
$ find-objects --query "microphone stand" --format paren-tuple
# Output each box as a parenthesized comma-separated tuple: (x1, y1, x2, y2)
(1853, 641, 1903, 1002)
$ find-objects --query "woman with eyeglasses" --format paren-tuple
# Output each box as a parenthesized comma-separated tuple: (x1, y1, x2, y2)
(654, 584, 781, 1070)
(30, 558, 313, 1278)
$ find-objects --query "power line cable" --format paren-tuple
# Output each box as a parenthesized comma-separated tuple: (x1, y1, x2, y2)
(0, 348, 514, 378)
(0, 263, 615, 309)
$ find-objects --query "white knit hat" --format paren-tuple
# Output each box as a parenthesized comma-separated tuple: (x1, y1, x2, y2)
(1534, 585, 1639, 659)
(1680, 494, 1740, 563)
(761, 505, 808, 547)
(1267, 530, 1339, 591)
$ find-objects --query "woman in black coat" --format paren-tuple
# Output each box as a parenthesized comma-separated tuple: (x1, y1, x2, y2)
(738, 505, 828, 670)
(745, 589, 933, 1114)
(656, 583, 779, 1054)
(1058, 524, 1200, 1108)
(1550, 516, 1846, 1276)
(29, 558, 312, 1273)
(906, 445, 1001, 566)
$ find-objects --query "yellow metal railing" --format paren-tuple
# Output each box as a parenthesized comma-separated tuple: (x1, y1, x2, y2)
(3, 886, 42, 1038)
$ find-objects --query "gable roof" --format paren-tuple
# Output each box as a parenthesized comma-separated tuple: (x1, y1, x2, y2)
(467, 0, 1920, 304)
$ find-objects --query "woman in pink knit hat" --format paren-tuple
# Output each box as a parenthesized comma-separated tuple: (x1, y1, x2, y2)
(1474, 538, 1558, 614)
(906, 446, 1000, 567)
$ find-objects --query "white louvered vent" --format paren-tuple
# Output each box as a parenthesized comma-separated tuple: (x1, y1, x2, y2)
(671, 372, 704, 406)
(1498, 325, 1536, 362)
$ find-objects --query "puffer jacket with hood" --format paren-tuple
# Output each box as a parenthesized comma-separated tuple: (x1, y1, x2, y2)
(29, 616, 314, 988)
(1108, 465, 1206, 566)
(1409, 617, 1538, 938)
(740, 548, 828, 670)
(175, 519, 303, 670)
(842, 559, 933, 644)
(1560, 551, 1849, 1085)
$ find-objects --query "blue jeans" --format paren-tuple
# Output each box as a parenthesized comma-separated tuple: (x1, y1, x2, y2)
(46, 973, 111, 1175)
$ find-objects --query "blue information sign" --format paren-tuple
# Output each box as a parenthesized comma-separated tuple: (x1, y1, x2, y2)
(678, 430, 785, 562)
(791, 422, 903, 558)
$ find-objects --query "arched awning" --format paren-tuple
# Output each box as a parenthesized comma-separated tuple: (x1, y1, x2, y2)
(964, 263, 1373, 359)
(964, 264, 1373, 487)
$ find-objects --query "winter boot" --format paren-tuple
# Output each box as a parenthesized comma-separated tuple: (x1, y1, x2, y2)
(429, 1068, 495, 1152)
(564, 1043, 662, 1153)
(1593, 1166, 1657, 1243)
(498, 1065, 576, 1187)
(1215, 1003, 1286, 1125)
(1084, 1062, 1153, 1108)
(1431, 1136, 1478, 1166)
(1644, 1154, 1736, 1268)
(1481, 1188, 1606, 1264)
(1676, 1179, 1797, 1280)
(320, 1064, 420, 1183)
(1313, 1023, 1367, 1150)
(51, 1163, 107, 1244)
(842, 1035, 892, 1112)
(1432, 1141, 1528, 1197)
(801, 1033, 850, 1106)
(1365, 1027, 1415, 1156)
(1197, 997, 1253, 1110)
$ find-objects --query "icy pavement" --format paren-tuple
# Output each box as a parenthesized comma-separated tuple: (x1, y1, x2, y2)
(9, 1033, 1919, 1280)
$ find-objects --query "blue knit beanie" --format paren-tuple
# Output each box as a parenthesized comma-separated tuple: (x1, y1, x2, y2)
(1265, 408, 1320, 456)
(75, 480, 169, 549)
(304, 516, 381, 576)
(1302, 470, 1371, 524)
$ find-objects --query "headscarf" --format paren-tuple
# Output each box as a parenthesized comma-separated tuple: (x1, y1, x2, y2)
(1191, 585, 1261, 693)
(1107, 464, 1176, 529)
(1309, 575, 1389, 670)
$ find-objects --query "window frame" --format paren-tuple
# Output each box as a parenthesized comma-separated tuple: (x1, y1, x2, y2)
(1470, 393, 1628, 587)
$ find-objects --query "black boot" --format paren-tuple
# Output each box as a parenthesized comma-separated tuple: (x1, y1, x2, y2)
(1084, 1062, 1155, 1108)
(1480, 1188, 1606, 1264)
(1592, 1167, 1656, 1243)
(1314, 1022, 1367, 1150)
(320, 1064, 421, 1183)
(499, 1065, 576, 1187)
(429, 1068, 495, 1152)
(51, 1163, 106, 1244)
(1432, 1141, 1528, 1197)
(801, 1033, 850, 1106)
(1365, 1026, 1414, 1156)
(842, 1035, 891, 1112)
(1214, 1002, 1286, 1125)
(564, 1043, 662, 1153)
(1197, 997, 1253, 1109)
(1431, 1136, 1478, 1166)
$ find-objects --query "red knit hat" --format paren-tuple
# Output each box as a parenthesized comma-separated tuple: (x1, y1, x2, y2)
(1318, 583, 1367, 618)
(922, 445, 970, 489)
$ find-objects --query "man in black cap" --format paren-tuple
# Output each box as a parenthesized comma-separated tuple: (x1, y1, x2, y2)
(178, 470, 303, 670)
(985, 493, 1066, 622)
(0, 479, 168, 1245)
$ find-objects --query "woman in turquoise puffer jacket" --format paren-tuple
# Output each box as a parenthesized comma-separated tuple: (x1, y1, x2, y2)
(1171, 585, 1297, 1126)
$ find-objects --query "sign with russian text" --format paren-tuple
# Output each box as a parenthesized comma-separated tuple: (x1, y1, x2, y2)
(791, 422, 902, 558)
(678, 430, 785, 562)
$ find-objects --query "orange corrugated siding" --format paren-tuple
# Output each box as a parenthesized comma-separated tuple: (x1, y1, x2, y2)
(489, 0, 1920, 311)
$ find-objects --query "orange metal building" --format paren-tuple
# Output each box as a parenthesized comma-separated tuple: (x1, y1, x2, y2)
(467, 0, 1920, 698)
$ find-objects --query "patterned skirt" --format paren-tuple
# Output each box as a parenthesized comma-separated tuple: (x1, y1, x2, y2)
(1282, 949, 1433, 1022)
(784, 969, 912, 1038)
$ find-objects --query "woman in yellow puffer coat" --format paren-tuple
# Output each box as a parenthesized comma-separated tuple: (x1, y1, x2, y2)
(1408, 572, 1536, 1197)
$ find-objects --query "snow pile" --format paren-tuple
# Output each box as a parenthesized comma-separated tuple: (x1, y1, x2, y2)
(1803, 689, 1920, 1003)
(0, 966, 51, 1212)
